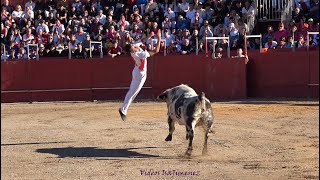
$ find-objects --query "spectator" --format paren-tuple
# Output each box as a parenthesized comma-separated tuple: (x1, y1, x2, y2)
(52, 20, 65, 35)
(57, 0, 69, 10)
(120, 31, 133, 50)
(22, 28, 34, 47)
(117, 15, 130, 30)
(1, 7, 9, 21)
(54, 35, 68, 56)
(11, 5, 23, 23)
(16, 47, 28, 59)
(180, 38, 192, 55)
(285, 36, 295, 48)
(38, 44, 47, 57)
(1, 22, 8, 45)
(68, 34, 80, 57)
(36, 20, 49, 34)
(228, 22, 239, 44)
(160, 0, 171, 14)
(164, 7, 176, 22)
(130, 23, 143, 43)
(199, 20, 212, 37)
(74, 43, 85, 58)
(57, 5, 68, 25)
(293, 7, 304, 23)
(162, 15, 174, 30)
(78, 18, 90, 32)
(277, 36, 287, 48)
(76, 26, 87, 43)
(178, 0, 189, 17)
(46, 11, 57, 31)
(104, 15, 117, 30)
(34, 28, 48, 46)
(107, 40, 122, 58)
(145, 0, 159, 14)
(274, 22, 288, 43)
(262, 25, 274, 45)
(186, 3, 196, 20)
(72, 0, 82, 12)
(97, 9, 107, 25)
(106, 25, 117, 41)
(93, 25, 105, 41)
(203, 3, 214, 21)
(25, 0, 36, 11)
(296, 35, 306, 48)
(189, 29, 199, 52)
(264, 36, 277, 49)
(232, 47, 245, 58)
(1, 0, 14, 14)
(190, 11, 203, 31)
(44, 34, 56, 56)
(162, 29, 173, 47)
(176, 15, 190, 30)
(241, 0, 255, 23)
(9, 28, 22, 54)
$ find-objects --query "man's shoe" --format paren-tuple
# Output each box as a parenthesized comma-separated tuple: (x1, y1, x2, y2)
(118, 109, 126, 121)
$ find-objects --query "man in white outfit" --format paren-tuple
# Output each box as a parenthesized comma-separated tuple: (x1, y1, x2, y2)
(119, 29, 162, 121)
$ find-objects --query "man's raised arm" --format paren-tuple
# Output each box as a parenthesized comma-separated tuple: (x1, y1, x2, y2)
(148, 29, 162, 57)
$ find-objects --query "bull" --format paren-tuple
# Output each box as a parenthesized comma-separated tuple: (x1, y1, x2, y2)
(158, 84, 214, 156)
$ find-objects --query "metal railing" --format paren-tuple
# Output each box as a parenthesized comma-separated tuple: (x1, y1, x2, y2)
(256, 0, 293, 21)
(89, 41, 103, 58)
(205, 36, 230, 59)
(27, 44, 39, 60)
(307, 31, 320, 51)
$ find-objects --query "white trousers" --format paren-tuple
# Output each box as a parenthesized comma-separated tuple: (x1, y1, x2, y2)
(120, 67, 146, 115)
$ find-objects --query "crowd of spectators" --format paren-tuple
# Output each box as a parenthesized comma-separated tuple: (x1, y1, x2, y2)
(0, 0, 319, 60)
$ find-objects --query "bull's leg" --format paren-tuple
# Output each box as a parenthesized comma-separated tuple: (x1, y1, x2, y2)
(165, 116, 175, 141)
(202, 120, 213, 155)
(185, 119, 196, 156)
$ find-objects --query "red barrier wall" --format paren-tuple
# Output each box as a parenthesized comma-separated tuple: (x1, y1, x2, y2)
(247, 48, 319, 98)
(1, 55, 248, 103)
(1, 49, 318, 103)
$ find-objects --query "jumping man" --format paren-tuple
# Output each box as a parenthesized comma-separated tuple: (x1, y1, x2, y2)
(119, 29, 162, 121)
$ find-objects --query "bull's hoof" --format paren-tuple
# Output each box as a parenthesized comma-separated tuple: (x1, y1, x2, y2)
(185, 149, 192, 156)
(165, 134, 172, 141)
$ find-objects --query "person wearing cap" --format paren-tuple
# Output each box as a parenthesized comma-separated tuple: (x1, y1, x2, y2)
(118, 29, 162, 121)
(274, 22, 288, 43)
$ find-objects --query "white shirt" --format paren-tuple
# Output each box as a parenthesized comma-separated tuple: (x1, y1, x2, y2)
(131, 48, 150, 72)
(12, 11, 23, 18)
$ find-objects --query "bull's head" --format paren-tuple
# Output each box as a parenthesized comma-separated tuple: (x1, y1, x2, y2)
(157, 91, 168, 101)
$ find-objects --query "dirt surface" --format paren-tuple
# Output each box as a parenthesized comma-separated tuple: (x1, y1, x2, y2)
(1, 100, 319, 180)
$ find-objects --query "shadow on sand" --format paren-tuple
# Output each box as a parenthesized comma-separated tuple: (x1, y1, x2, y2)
(35, 146, 161, 159)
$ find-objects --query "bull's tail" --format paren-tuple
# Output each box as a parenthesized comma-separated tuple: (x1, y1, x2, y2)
(198, 92, 206, 110)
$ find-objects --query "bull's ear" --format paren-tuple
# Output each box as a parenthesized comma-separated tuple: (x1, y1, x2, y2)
(198, 92, 205, 101)
(158, 92, 168, 100)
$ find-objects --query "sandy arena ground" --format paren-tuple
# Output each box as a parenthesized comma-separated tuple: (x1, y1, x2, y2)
(1, 99, 319, 180)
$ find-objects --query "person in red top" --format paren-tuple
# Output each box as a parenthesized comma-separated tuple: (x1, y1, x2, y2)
(274, 22, 288, 43)
(34, 28, 48, 46)
(107, 40, 122, 58)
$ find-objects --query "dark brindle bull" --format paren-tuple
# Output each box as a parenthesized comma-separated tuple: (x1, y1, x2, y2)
(158, 84, 214, 156)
